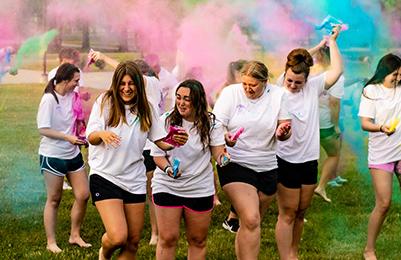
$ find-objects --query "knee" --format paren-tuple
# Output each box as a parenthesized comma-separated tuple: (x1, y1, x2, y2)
(75, 190, 90, 203)
(278, 208, 296, 225)
(125, 235, 140, 252)
(105, 231, 128, 248)
(375, 200, 391, 215)
(241, 213, 260, 231)
(187, 235, 207, 249)
(159, 232, 179, 248)
(47, 195, 62, 208)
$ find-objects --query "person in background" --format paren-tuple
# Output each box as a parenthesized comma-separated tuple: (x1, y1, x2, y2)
(37, 63, 91, 253)
(309, 44, 347, 203)
(358, 53, 401, 260)
(86, 61, 188, 259)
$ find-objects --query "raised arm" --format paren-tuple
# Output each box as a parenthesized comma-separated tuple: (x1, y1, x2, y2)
(89, 50, 119, 69)
(324, 26, 343, 89)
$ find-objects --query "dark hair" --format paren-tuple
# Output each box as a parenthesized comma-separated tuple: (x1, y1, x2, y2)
(285, 48, 314, 79)
(167, 79, 215, 149)
(241, 60, 269, 82)
(134, 59, 159, 79)
(364, 53, 401, 87)
(44, 63, 80, 103)
(101, 61, 152, 132)
(225, 59, 247, 86)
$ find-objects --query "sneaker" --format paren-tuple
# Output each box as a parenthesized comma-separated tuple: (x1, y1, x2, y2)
(63, 181, 72, 190)
(335, 176, 348, 184)
(327, 180, 342, 188)
(222, 217, 240, 233)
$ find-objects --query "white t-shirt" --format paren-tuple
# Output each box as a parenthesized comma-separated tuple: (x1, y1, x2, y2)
(319, 75, 345, 129)
(213, 83, 290, 172)
(48, 66, 84, 92)
(143, 76, 163, 151)
(358, 84, 401, 164)
(151, 114, 225, 197)
(37, 92, 80, 159)
(86, 94, 167, 194)
(277, 73, 326, 163)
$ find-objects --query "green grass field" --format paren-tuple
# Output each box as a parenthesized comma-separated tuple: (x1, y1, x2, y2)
(1, 84, 401, 259)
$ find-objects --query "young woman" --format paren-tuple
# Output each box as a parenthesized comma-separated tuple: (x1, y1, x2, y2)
(275, 26, 343, 259)
(37, 63, 91, 253)
(86, 61, 187, 259)
(213, 61, 291, 259)
(358, 53, 401, 260)
(151, 79, 228, 260)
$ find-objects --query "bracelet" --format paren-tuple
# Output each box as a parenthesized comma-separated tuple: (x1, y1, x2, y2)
(163, 165, 171, 174)
(379, 125, 384, 132)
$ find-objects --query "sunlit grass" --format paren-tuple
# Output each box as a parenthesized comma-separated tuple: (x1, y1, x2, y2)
(1, 84, 401, 259)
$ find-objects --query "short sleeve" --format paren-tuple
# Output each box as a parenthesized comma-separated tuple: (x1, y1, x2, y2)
(278, 92, 291, 120)
(358, 87, 375, 119)
(148, 107, 168, 142)
(86, 95, 106, 137)
(213, 86, 234, 127)
(37, 95, 54, 129)
(209, 120, 225, 146)
(328, 75, 345, 99)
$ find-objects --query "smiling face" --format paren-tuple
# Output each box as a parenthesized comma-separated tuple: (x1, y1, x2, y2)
(65, 72, 80, 92)
(241, 75, 266, 99)
(175, 86, 194, 121)
(383, 68, 401, 88)
(284, 68, 307, 93)
(119, 74, 137, 104)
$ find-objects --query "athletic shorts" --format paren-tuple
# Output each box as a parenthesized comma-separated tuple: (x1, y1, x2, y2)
(153, 192, 214, 212)
(277, 156, 318, 189)
(39, 153, 85, 177)
(217, 162, 277, 196)
(320, 127, 341, 156)
(89, 174, 146, 204)
(143, 149, 156, 172)
(369, 160, 401, 174)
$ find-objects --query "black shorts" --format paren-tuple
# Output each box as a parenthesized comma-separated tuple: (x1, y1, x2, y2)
(39, 153, 85, 177)
(277, 156, 318, 189)
(153, 192, 214, 212)
(217, 162, 277, 196)
(89, 174, 146, 204)
(143, 150, 156, 172)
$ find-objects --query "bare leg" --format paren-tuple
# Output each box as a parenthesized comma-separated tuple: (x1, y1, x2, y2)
(291, 184, 316, 257)
(118, 203, 145, 259)
(275, 183, 300, 260)
(67, 169, 91, 248)
(364, 169, 392, 260)
(155, 206, 182, 260)
(184, 208, 212, 260)
(95, 199, 128, 259)
(43, 171, 64, 253)
(146, 170, 158, 245)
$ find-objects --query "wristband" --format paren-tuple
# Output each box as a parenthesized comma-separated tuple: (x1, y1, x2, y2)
(379, 125, 384, 133)
(163, 165, 171, 174)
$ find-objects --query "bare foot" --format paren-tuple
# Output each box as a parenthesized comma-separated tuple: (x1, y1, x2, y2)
(363, 250, 377, 260)
(149, 234, 158, 246)
(314, 188, 331, 203)
(69, 236, 92, 248)
(46, 243, 62, 254)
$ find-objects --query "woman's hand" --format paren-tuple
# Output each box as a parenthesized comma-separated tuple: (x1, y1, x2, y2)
(224, 133, 237, 147)
(276, 121, 291, 141)
(330, 25, 341, 41)
(380, 125, 395, 136)
(64, 134, 87, 146)
(98, 131, 121, 148)
(165, 166, 182, 179)
(172, 129, 189, 146)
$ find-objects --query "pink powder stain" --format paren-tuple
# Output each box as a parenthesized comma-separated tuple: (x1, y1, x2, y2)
(0, 0, 22, 47)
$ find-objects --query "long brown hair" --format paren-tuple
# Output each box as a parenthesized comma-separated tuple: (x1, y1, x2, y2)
(166, 79, 215, 149)
(101, 61, 152, 132)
